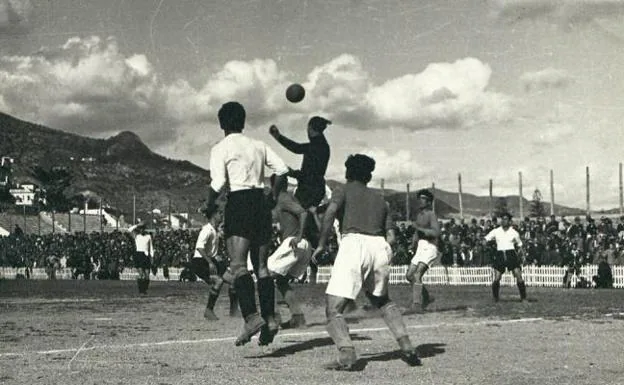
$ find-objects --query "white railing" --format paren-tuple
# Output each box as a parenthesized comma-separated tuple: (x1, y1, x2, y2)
(1, 265, 623, 288)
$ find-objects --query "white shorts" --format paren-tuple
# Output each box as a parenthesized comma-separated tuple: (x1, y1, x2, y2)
(325, 233, 391, 300)
(410, 239, 439, 267)
(267, 237, 311, 278)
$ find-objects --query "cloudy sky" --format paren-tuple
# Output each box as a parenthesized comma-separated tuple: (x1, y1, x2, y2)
(1, 0, 624, 209)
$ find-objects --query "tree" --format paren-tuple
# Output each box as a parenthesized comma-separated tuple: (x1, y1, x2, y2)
(32, 166, 73, 212)
(493, 197, 509, 218)
(530, 189, 546, 218)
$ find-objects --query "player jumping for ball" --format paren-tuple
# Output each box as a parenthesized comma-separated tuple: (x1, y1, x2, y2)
(269, 116, 331, 283)
(269, 116, 331, 208)
(311, 154, 421, 371)
(405, 189, 440, 312)
(483, 212, 527, 302)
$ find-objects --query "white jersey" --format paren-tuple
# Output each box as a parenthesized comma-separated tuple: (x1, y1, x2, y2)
(484, 226, 522, 251)
(135, 234, 153, 256)
(194, 223, 218, 259)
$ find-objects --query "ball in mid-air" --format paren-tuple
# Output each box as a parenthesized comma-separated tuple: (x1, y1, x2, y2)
(286, 83, 305, 103)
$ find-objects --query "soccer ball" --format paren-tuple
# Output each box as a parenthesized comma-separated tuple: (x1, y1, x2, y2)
(286, 83, 305, 103)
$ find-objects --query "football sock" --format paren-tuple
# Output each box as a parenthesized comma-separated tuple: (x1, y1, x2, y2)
(326, 315, 354, 351)
(234, 274, 257, 319)
(381, 302, 410, 342)
(412, 283, 423, 305)
(207, 287, 221, 310)
(492, 280, 500, 301)
(257, 277, 276, 322)
(517, 281, 527, 300)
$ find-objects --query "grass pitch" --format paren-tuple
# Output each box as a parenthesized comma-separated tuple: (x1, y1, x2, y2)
(1, 279, 623, 385)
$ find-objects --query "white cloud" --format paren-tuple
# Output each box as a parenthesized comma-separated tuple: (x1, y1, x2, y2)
(326, 147, 432, 187)
(0, 36, 510, 148)
(520, 68, 574, 91)
(0, 36, 175, 143)
(366, 58, 512, 130)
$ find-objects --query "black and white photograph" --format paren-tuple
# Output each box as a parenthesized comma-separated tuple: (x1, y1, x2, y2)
(1, 1, 624, 384)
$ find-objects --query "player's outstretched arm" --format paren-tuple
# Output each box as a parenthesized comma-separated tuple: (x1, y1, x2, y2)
(269, 125, 309, 154)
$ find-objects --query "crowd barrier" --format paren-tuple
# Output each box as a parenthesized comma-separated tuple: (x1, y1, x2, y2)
(1, 265, 623, 288)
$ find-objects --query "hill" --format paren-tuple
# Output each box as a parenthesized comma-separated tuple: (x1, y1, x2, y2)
(0, 112, 210, 215)
(0, 112, 590, 220)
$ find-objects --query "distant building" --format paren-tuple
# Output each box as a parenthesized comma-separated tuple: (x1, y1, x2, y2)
(9, 183, 40, 206)
(0, 156, 14, 187)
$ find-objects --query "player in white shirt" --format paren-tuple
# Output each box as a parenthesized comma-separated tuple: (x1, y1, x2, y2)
(483, 213, 527, 302)
(205, 101, 289, 346)
(191, 203, 238, 320)
(128, 222, 153, 295)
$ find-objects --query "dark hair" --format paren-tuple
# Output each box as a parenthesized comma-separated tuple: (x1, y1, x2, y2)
(416, 189, 434, 202)
(345, 154, 375, 184)
(309, 116, 331, 132)
(501, 212, 513, 220)
(218, 101, 246, 131)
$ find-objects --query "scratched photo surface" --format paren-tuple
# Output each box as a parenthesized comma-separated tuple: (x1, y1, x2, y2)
(2, 1, 624, 384)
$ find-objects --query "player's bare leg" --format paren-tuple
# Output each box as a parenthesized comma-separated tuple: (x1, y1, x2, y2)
(512, 268, 527, 302)
(203, 275, 223, 321)
(228, 236, 265, 346)
(405, 262, 434, 311)
(219, 269, 240, 317)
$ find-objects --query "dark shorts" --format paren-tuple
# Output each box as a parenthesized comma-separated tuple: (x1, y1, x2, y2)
(492, 250, 521, 273)
(133, 252, 151, 269)
(295, 182, 326, 209)
(224, 189, 271, 245)
(190, 257, 228, 281)
(190, 258, 212, 282)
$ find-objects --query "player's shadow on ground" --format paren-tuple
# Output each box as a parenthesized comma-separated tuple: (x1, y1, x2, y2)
(402, 305, 469, 316)
(360, 343, 447, 362)
(494, 298, 539, 303)
(249, 335, 372, 358)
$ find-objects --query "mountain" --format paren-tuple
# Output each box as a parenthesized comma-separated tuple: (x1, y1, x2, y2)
(0, 112, 591, 219)
(0, 112, 210, 214)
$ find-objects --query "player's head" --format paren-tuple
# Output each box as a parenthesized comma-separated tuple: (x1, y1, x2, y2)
(201, 202, 222, 223)
(500, 212, 512, 227)
(218, 101, 246, 132)
(345, 154, 375, 184)
(307, 116, 331, 138)
(416, 189, 434, 207)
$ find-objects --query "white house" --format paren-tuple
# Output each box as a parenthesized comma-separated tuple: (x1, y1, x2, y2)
(10, 183, 38, 206)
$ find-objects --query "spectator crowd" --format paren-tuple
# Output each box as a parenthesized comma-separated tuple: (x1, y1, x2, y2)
(2, 214, 624, 281)
(391, 214, 624, 271)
